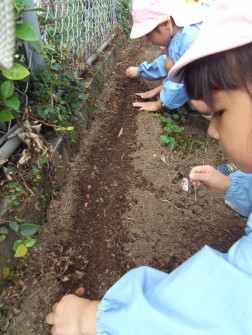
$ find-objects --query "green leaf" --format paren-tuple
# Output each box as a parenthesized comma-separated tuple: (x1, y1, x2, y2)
(172, 114, 179, 120)
(9, 200, 20, 208)
(9, 110, 20, 118)
(14, 12, 21, 20)
(19, 224, 40, 236)
(8, 181, 18, 188)
(3, 96, 20, 110)
(15, 186, 26, 194)
(0, 110, 14, 122)
(15, 23, 38, 41)
(51, 64, 60, 71)
(24, 239, 36, 248)
(1, 80, 14, 98)
(0, 227, 8, 235)
(9, 221, 20, 233)
(169, 137, 177, 148)
(0, 235, 6, 243)
(14, 0, 26, 7)
(3, 267, 10, 279)
(2, 63, 30, 80)
(159, 135, 170, 146)
(14, 244, 28, 257)
(40, 156, 47, 164)
(36, 106, 46, 118)
(13, 240, 23, 251)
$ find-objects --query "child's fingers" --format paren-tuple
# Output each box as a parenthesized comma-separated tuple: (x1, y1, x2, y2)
(190, 179, 202, 187)
(160, 46, 166, 54)
(135, 92, 151, 99)
(132, 102, 147, 111)
(190, 165, 212, 174)
(132, 102, 142, 107)
(125, 68, 133, 77)
(189, 171, 211, 183)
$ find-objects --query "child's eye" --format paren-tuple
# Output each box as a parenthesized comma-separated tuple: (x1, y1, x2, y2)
(214, 110, 224, 117)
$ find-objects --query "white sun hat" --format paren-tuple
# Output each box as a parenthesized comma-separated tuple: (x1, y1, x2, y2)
(169, 0, 252, 83)
(130, 0, 207, 39)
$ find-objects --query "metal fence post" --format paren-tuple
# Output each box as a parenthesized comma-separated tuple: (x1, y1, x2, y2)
(22, 0, 45, 73)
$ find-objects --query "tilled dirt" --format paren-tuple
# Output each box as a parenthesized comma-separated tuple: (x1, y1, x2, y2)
(1, 38, 246, 335)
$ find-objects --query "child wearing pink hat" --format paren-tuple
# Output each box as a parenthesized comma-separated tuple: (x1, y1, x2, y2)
(46, 1, 252, 334)
(125, 0, 206, 114)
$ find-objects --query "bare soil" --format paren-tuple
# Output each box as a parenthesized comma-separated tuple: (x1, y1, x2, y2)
(0, 38, 246, 334)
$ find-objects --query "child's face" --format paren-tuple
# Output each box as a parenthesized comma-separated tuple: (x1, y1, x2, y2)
(146, 21, 171, 47)
(195, 89, 252, 173)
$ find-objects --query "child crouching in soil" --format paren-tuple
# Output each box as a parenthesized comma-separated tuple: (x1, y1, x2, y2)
(46, 1, 252, 334)
(125, 0, 206, 114)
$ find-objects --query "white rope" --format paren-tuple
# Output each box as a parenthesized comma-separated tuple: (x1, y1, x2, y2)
(0, 0, 15, 70)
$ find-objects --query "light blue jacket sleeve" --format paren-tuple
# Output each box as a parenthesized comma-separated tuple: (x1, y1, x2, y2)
(159, 76, 188, 109)
(158, 24, 202, 109)
(224, 170, 252, 217)
(138, 55, 167, 81)
(96, 215, 252, 335)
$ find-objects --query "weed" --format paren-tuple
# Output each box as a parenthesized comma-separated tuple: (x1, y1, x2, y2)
(154, 113, 185, 149)
(154, 113, 207, 154)
(0, 304, 6, 319)
(3, 266, 22, 284)
(117, 0, 132, 35)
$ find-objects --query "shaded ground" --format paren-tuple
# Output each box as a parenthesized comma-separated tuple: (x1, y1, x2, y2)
(1, 38, 246, 334)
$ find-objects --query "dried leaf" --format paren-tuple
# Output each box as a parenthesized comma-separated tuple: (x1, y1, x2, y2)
(118, 128, 123, 138)
(160, 155, 166, 164)
(18, 149, 32, 166)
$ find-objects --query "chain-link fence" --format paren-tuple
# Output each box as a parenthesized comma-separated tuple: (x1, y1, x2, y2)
(33, 0, 123, 64)
(0, 0, 132, 164)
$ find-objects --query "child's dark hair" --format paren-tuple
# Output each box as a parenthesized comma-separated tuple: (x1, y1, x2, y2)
(183, 42, 252, 107)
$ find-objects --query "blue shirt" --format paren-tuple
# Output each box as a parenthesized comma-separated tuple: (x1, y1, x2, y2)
(96, 213, 252, 334)
(224, 170, 252, 217)
(138, 23, 202, 109)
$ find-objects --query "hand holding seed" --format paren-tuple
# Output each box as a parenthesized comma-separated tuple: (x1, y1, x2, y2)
(189, 165, 230, 194)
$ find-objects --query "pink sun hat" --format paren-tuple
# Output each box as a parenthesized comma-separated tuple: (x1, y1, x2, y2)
(169, 0, 252, 83)
(130, 0, 207, 39)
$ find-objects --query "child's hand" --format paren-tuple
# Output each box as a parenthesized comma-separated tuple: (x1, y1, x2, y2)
(189, 99, 212, 115)
(135, 86, 163, 99)
(125, 66, 139, 78)
(160, 46, 166, 55)
(164, 56, 174, 73)
(46, 294, 99, 335)
(189, 165, 230, 194)
(132, 100, 162, 112)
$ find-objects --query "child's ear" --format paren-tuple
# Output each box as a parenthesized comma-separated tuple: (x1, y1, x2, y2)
(162, 18, 171, 30)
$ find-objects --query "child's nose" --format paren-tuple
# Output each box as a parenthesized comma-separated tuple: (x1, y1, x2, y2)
(207, 117, 220, 140)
